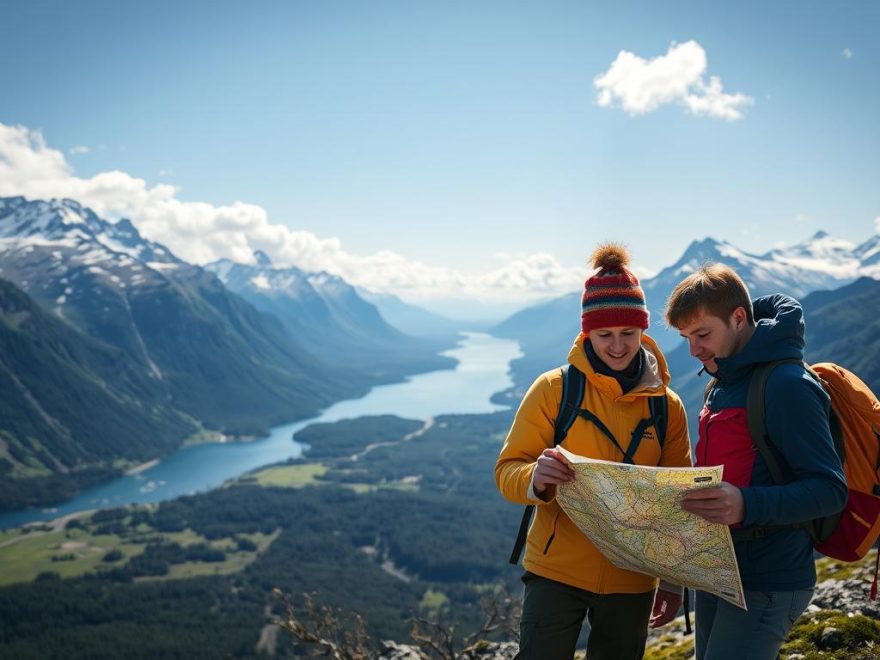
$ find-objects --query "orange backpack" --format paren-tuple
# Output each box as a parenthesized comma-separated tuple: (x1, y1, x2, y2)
(748, 361, 880, 598)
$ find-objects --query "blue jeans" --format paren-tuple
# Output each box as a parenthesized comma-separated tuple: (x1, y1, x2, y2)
(695, 589, 813, 660)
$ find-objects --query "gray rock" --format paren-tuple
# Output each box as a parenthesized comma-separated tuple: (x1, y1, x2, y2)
(459, 640, 518, 658)
(818, 626, 843, 649)
(377, 640, 427, 660)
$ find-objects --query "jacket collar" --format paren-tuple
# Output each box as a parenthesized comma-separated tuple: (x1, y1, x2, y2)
(568, 332, 668, 399)
(711, 294, 805, 383)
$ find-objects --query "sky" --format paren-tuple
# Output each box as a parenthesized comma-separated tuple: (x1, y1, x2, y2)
(1, 0, 878, 319)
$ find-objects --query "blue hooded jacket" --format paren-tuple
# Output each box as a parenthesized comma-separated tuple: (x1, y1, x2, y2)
(698, 294, 847, 591)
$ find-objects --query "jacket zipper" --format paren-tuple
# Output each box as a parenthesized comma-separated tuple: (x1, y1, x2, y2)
(701, 415, 715, 466)
(543, 511, 560, 554)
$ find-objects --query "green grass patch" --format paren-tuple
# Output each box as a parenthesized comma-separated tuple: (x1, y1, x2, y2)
(162, 529, 209, 546)
(815, 556, 865, 582)
(344, 482, 420, 494)
(0, 528, 145, 586)
(781, 609, 880, 659)
(419, 588, 449, 617)
(644, 635, 693, 660)
(251, 463, 328, 487)
(0, 528, 25, 545)
(0, 518, 281, 587)
(138, 530, 281, 582)
(644, 612, 695, 660)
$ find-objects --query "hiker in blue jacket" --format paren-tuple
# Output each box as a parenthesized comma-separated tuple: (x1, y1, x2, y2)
(665, 263, 847, 660)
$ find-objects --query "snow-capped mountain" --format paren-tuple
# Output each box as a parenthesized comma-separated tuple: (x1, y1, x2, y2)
(641, 231, 878, 350)
(206, 253, 456, 380)
(207, 252, 401, 342)
(493, 229, 880, 397)
(0, 196, 187, 332)
(0, 196, 349, 437)
(645, 232, 866, 306)
(854, 234, 880, 272)
(0, 195, 179, 266)
(0, 195, 454, 509)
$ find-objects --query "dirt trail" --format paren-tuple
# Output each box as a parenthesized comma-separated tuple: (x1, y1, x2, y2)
(348, 417, 435, 462)
(0, 509, 95, 549)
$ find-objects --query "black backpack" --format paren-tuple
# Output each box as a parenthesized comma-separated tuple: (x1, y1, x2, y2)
(507, 363, 669, 564)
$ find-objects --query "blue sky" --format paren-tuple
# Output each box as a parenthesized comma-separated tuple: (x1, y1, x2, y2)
(1, 0, 878, 316)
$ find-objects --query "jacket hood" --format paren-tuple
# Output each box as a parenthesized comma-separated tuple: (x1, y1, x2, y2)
(713, 294, 805, 382)
(568, 331, 670, 399)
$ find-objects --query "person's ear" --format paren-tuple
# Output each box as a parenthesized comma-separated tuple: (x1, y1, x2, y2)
(732, 307, 747, 330)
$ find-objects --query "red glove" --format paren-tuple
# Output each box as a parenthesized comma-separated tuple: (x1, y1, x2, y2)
(649, 588, 683, 628)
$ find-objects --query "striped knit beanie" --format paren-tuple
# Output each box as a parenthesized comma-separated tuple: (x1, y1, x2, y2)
(581, 243, 649, 334)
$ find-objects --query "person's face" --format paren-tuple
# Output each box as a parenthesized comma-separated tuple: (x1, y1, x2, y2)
(675, 307, 748, 373)
(589, 326, 643, 372)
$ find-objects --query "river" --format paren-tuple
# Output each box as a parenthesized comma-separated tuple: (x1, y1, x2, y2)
(0, 332, 521, 530)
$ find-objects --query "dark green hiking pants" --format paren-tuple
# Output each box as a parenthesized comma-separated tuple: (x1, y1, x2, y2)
(516, 572, 655, 660)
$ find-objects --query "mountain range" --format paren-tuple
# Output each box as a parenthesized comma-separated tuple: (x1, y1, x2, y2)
(205, 254, 455, 381)
(4, 194, 878, 509)
(0, 196, 453, 510)
(355, 287, 469, 340)
(492, 230, 880, 405)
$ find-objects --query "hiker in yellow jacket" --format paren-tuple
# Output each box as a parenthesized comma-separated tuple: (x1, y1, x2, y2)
(495, 244, 692, 660)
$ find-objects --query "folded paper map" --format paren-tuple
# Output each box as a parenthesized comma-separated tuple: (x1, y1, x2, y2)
(556, 447, 746, 609)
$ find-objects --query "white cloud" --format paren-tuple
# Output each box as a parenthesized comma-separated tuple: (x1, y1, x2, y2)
(0, 122, 582, 304)
(630, 265, 657, 279)
(874, 216, 880, 233)
(843, 48, 854, 60)
(69, 145, 90, 155)
(594, 40, 753, 120)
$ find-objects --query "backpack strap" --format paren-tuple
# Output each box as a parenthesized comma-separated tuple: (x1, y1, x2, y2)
(746, 360, 794, 488)
(649, 393, 668, 449)
(509, 366, 669, 564)
(683, 587, 692, 635)
(745, 358, 833, 544)
(576, 394, 668, 465)
(508, 365, 586, 565)
(555, 364, 585, 446)
(576, 408, 630, 459)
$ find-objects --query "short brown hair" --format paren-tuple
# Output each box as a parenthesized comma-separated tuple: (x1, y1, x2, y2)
(665, 263, 754, 328)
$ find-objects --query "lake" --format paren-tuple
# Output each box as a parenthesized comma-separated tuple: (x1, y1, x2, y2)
(0, 332, 521, 529)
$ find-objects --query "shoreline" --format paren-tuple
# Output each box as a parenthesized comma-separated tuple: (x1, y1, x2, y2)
(124, 459, 160, 476)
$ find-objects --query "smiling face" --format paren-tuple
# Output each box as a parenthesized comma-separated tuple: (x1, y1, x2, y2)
(588, 326, 643, 372)
(675, 306, 751, 373)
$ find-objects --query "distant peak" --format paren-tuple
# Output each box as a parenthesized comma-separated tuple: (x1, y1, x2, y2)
(254, 250, 272, 267)
(811, 230, 830, 240)
(0, 195, 27, 208)
(689, 236, 722, 249)
(681, 236, 723, 257)
(114, 218, 137, 233)
(58, 197, 84, 210)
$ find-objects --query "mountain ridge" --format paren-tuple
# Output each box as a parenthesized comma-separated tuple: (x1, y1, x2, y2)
(0, 196, 456, 510)
(491, 230, 880, 402)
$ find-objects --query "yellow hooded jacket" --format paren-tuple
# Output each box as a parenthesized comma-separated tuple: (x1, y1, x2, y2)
(495, 333, 692, 594)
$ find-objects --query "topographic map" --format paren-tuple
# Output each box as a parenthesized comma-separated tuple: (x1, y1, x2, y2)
(556, 447, 746, 609)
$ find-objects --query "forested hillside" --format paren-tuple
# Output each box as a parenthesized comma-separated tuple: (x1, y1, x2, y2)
(0, 412, 523, 658)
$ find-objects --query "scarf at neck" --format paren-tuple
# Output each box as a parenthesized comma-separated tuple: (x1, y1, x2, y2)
(584, 339, 646, 394)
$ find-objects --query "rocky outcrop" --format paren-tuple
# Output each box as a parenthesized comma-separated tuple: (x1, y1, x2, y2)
(375, 555, 880, 659)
